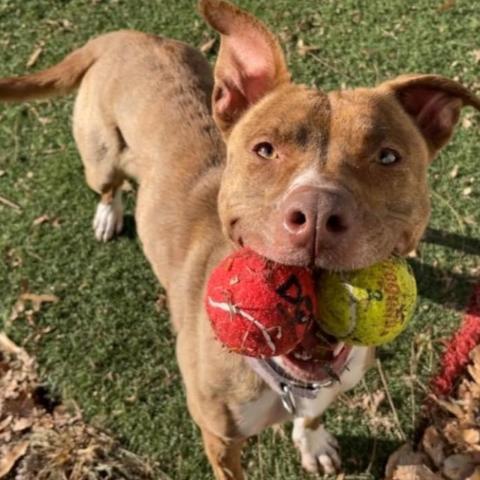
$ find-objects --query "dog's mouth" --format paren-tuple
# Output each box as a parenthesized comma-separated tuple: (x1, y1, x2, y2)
(274, 321, 352, 383)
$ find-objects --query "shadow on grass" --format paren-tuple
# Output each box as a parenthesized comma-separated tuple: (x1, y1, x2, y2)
(410, 227, 479, 311)
(337, 434, 400, 478)
(424, 227, 480, 255)
(122, 214, 137, 239)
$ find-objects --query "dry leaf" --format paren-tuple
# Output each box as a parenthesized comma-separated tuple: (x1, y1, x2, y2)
(32, 214, 50, 226)
(0, 333, 154, 478)
(438, 0, 455, 11)
(385, 443, 429, 479)
(26, 47, 43, 68)
(0, 415, 13, 432)
(463, 429, 480, 445)
(392, 464, 442, 480)
(61, 19, 73, 30)
(467, 467, 480, 480)
(443, 454, 476, 480)
(121, 180, 134, 192)
(386, 344, 480, 479)
(463, 114, 474, 129)
(0, 440, 29, 477)
(19, 293, 59, 312)
(12, 417, 34, 433)
(0, 333, 24, 356)
(450, 164, 459, 178)
(422, 426, 446, 468)
(296, 38, 320, 57)
(200, 37, 216, 53)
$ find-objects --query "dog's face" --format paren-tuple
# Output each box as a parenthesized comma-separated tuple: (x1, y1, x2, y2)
(201, 0, 480, 271)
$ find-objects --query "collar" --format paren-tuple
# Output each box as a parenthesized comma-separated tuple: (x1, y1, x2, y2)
(245, 357, 336, 415)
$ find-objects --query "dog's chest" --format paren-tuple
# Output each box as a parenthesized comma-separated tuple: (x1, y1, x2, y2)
(234, 388, 290, 437)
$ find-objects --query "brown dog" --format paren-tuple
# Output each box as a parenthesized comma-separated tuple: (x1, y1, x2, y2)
(1, 0, 479, 478)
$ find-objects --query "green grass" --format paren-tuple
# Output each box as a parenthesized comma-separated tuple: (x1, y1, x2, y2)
(1, 0, 479, 478)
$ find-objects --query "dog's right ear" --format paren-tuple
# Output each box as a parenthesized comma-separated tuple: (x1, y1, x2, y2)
(199, 0, 290, 136)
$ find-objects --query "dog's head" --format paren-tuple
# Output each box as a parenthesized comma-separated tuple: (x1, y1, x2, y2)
(200, 0, 480, 271)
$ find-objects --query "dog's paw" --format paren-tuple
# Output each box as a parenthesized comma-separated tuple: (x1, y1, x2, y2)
(93, 193, 124, 242)
(292, 418, 341, 475)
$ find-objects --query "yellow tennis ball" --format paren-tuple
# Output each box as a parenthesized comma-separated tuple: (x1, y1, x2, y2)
(317, 257, 417, 346)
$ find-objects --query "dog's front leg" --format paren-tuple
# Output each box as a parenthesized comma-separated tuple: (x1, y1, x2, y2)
(201, 428, 245, 480)
(292, 387, 342, 475)
(292, 346, 375, 475)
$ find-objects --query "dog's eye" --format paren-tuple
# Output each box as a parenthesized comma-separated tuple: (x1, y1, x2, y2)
(253, 142, 275, 160)
(378, 148, 401, 166)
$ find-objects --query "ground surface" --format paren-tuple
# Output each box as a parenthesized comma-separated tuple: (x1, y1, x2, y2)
(0, 0, 479, 478)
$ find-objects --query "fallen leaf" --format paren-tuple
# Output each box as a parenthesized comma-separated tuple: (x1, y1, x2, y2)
(437, 0, 455, 12)
(12, 416, 34, 432)
(0, 416, 12, 432)
(26, 47, 43, 68)
(200, 37, 216, 53)
(450, 164, 459, 178)
(0, 440, 29, 477)
(385, 443, 429, 479)
(467, 467, 480, 480)
(121, 180, 134, 192)
(462, 429, 480, 445)
(463, 114, 474, 129)
(61, 19, 73, 30)
(155, 292, 167, 312)
(443, 454, 476, 480)
(0, 333, 24, 356)
(393, 464, 442, 479)
(32, 214, 50, 226)
(296, 38, 320, 57)
(422, 426, 446, 468)
(19, 293, 59, 312)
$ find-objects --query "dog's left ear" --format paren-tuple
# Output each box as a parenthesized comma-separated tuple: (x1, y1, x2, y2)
(199, 0, 290, 136)
(380, 74, 480, 156)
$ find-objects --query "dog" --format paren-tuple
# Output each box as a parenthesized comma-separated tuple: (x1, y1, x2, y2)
(1, 0, 479, 478)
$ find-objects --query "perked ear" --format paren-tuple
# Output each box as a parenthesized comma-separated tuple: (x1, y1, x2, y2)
(199, 0, 290, 135)
(380, 74, 480, 156)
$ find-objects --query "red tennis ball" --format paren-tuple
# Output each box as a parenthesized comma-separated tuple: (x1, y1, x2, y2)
(205, 248, 316, 358)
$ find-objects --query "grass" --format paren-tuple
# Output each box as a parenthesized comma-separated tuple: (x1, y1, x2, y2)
(0, 0, 479, 478)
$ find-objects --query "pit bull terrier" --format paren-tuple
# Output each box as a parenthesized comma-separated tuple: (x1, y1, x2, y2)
(1, 0, 479, 477)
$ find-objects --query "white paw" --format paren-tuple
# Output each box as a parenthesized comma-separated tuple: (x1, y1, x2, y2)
(292, 418, 341, 475)
(92, 192, 124, 242)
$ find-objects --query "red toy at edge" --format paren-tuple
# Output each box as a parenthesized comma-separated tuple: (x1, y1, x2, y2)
(205, 248, 316, 358)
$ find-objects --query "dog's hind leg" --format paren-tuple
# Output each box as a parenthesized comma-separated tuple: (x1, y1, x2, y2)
(73, 92, 127, 242)
(80, 129, 126, 242)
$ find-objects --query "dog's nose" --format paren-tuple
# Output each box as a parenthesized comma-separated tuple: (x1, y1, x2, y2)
(281, 186, 354, 253)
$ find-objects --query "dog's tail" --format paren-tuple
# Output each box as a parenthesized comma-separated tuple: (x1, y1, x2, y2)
(0, 40, 98, 102)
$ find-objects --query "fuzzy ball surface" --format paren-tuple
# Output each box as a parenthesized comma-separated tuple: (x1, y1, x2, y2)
(206, 248, 316, 358)
(317, 257, 417, 346)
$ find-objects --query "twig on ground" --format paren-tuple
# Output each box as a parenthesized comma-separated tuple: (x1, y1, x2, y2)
(430, 189, 466, 233)
(376, 358, 406, 441)
(307, 52, 354, 82)
(0, 194, 21, 211)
